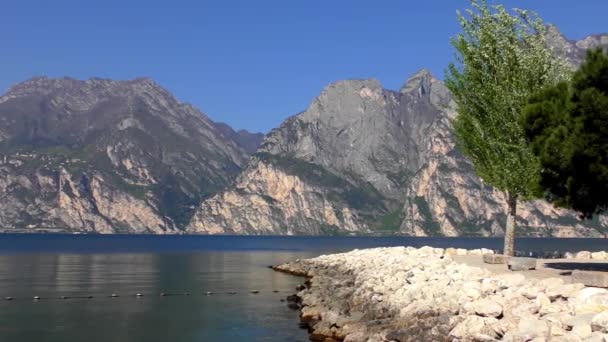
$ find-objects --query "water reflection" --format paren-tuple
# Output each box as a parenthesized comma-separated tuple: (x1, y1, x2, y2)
(0, 251, 313, 342)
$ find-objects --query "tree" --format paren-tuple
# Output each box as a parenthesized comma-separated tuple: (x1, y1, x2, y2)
(445, 0, 569, 256)
(523, 49, 608, 219)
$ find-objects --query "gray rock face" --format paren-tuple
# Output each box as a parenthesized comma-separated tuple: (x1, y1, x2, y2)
(188, 28, 608, 236)
(0, 77, 256, 232)
(546, 25, 608, 66)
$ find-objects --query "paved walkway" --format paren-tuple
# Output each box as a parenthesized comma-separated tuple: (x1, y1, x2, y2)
(453, 255, 608, 283)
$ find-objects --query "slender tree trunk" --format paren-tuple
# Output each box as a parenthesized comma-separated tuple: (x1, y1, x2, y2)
(503, 192, 517, 256)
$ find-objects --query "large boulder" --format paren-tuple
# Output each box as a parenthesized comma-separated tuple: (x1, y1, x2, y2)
(508, 257, 537, 271)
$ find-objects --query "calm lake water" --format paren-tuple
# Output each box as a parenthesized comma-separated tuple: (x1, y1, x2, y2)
(0, 234, 606, 342)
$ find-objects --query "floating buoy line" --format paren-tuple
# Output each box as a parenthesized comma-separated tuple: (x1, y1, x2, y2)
(1, 289, 297, 302)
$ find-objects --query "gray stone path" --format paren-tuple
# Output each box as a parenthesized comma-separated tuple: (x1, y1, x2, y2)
(454, 255, 608, 284)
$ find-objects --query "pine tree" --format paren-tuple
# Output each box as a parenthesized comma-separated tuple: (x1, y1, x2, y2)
(524, 49, 608, 218)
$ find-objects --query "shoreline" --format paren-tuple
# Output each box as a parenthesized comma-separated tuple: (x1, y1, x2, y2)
(274, 247, 608, 342)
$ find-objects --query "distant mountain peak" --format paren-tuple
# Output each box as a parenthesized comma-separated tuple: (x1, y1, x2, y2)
(0, 76, 180, 116)
(3, 76, 162, 97)
(212, 121, 265, 154)
(321, 78, 383, 94)
(400, 68, 437, 95)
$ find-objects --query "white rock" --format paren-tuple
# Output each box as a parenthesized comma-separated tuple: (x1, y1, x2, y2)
(495, 273, 526, 288)
(508, 302, 540, 317)
(445, 248, 457, 256)
(572, 324, 592, 338)
(481, 248, 494, 255)
(481, 278, 499, 294)
(591, 311, 608, 333)
(539, 277, 565, 290)
(576, 251, 592, 259)
(450, 315, 486, 339)
(463, 281, 483, 299)
(551, 326, 568, 337)
(574, 288, 608, 314)
(583, 331, 607, 342)
(540, 301, 569, 316)
(551, 334, 583, 342)
(517, 317, 550, 339)
(521, 286, 543, 299)
(591, 251, 607, 260)
(564, 252, 576, 259)
(455, 248, 468, 255)
(537, 293, 552, 307)
(433, 247, 445, 255)
(472, 298, 503, 317)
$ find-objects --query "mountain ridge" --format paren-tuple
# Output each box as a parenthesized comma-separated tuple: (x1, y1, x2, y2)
(187, 29, 608, 237)
(0, 76, 263, 233)
(1, 27, 607, 235)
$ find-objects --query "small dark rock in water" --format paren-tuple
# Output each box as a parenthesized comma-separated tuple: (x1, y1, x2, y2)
(226, 291, 236, 295)
(160, 292, 167, 297)
(4, 297, 13, 301)
(280, 299, 285, 302)
(110, 293, 118, 298)
(287, 303, 300, 310)
(272, 290, 279, 293)
(87, 295, 93, 299)
(298, 322, 309, 330)
(33, 296, 40, 300)
(204, 291, 213, 296)
(136, 293, 143, 297)
(61, 296, 69, 299)
(295, 284, 306, 291)
(250, 290, 260, 294)
(184, 292, 190, 296)
(286, 295, 299, 303)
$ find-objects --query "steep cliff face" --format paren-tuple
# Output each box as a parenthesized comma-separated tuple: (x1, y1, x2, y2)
(0, 77, 260, 232)
(189, 30, 608, 237)
(190, 75, 443, 235)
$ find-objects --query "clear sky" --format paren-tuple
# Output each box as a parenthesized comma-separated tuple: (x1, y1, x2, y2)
(2, 1, 607, 133)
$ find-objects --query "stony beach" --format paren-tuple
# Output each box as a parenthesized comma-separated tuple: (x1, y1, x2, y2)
(274, 247, 608, 342)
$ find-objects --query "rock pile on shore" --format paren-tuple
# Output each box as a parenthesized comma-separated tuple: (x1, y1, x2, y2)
(274, 247, 608, 342)
(565, 251, 608, 260)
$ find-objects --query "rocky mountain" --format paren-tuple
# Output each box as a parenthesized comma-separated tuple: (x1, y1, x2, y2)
(212, 122, 265, 154)
(188, 30, 608, 237)
(0, 77, 262, 233)
(546, 25, 608, 66)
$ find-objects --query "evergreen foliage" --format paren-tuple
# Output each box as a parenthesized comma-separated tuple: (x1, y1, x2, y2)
(524, 49, 608, 218)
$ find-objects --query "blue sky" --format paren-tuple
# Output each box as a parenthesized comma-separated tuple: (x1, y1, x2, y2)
(2, 1, 607, 132)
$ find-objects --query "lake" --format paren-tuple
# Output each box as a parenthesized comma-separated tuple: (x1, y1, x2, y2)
(0, 234, 606, 342)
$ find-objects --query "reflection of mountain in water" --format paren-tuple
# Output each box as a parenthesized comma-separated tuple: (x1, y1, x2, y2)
(0, 248, 311, 341)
